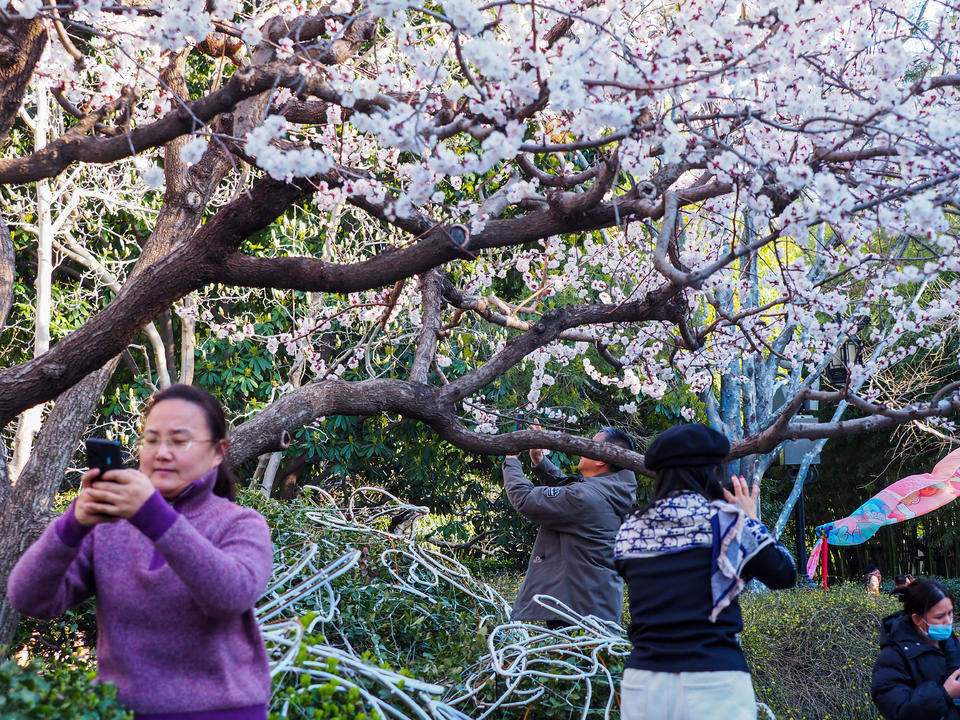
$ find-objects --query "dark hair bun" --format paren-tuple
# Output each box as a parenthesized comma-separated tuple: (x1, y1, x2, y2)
(898, 577, 952, 617)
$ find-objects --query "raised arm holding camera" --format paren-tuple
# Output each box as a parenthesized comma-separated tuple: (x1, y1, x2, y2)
(503, 426, 637, 628)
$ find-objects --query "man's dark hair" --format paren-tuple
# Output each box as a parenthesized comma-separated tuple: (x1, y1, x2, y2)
(600, 427, 634, 471)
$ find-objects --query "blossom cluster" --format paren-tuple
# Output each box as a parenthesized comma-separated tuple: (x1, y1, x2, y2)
(7, 0, 960, 440)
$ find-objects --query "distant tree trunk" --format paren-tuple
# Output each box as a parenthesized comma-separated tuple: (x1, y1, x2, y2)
(0, 222, 14, 328)
(261, 451, 283, 497)
(11, 85, 53, 480)
(277, 455, 308, 500)
(179, 293, 197, 385)
(158, 309, 177, 385)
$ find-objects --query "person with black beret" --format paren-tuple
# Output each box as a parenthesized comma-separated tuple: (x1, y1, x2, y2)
(614, 423, 796, 720)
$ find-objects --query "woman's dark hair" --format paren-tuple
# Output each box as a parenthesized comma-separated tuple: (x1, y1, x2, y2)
(652, 464, 725, 503)
(144, 384, 236, 501)
(894, 577, 952, 617)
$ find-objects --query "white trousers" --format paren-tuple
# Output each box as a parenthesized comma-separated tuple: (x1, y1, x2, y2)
(620, 668, 758, 720)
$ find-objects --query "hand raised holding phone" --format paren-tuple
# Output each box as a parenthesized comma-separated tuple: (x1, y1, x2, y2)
(74, 438, 154, 526)
(74, 469, 122, 527)
(525, 417, 548, 466)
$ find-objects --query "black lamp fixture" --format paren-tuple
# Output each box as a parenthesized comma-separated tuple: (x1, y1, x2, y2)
(824, 315, 866, 386)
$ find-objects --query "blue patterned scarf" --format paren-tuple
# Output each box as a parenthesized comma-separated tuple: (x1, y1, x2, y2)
(615, 491, 777, 621)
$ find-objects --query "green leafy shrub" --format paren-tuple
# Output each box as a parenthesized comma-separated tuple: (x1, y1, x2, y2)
(273, 673, 379, 720)
(741, 583, 899, 720)
(239, 489, 495, 713)
(11, 599, 97, 665)
(0, 657, 131, 720)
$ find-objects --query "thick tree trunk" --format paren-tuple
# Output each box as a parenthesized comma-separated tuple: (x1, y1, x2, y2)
(0, 364, 116, 652)
(0, 19, 45, 138)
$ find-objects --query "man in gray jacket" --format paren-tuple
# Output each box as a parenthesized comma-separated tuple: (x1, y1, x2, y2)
(503, 428, 637, 627)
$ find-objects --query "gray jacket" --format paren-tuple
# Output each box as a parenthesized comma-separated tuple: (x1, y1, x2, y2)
(502, 456, 637, 623)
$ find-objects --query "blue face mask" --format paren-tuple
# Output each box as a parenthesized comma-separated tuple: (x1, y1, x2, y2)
(925, 623, 953, 641)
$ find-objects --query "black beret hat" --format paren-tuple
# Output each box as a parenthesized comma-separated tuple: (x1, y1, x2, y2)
(644, 423, 730, 471)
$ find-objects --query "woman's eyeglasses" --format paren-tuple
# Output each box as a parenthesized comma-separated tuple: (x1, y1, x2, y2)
(137, 435, 215, 453)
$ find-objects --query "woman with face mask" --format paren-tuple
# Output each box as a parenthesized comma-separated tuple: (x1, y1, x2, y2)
(7, 385, 274, 720)
(872, 578, 960, 720)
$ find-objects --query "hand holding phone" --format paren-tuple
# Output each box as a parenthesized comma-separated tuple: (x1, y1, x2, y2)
(525, 417, 549, 465)
(722, 474, 760, 520)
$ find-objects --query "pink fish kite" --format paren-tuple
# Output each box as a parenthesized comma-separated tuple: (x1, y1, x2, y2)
(807, 448, 960, 586)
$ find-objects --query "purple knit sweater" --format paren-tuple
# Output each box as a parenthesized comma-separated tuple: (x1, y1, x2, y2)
(7, 467, 274, 720)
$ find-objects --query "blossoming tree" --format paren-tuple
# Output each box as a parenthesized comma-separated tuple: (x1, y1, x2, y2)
(1, 0, 959, 644)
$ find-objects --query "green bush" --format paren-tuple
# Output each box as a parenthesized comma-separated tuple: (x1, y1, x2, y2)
(741, 583, 899, 720)
(273, 670, 380, 720)
(11, 599, 98, 664)
(0, 657, 131, 720)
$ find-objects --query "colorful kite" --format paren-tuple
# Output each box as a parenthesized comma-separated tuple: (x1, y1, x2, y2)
(807, 448, 960, 587)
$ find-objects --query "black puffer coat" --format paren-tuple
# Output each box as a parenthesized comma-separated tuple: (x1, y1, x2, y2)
(872, 611, 960, 720)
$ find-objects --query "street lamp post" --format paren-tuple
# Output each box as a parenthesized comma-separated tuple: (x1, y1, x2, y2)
(825, 317, 866, 386)
(782, 422, 820, 584)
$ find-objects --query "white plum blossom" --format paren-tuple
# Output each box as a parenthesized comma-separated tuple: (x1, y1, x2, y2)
(775, 165, 814, 191)
(181, 136, 208, 165)
(241, 25, 263, 46)
(142, 166, 165, 189)
(443, 0, 486, 34)
(11, 0, 42, 18)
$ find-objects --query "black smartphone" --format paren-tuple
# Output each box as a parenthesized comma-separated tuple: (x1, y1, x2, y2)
(515, 413, 528, 432)
(85, 438, 124, 479)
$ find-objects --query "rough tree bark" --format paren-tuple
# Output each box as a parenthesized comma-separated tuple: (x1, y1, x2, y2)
(0, 364, 118, 651)
(0, 19, 45, 138)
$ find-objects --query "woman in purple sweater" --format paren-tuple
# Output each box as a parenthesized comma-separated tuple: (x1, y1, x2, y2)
(8, 384, 274, 720)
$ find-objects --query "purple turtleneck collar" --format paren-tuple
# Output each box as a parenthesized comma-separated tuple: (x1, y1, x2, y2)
(170, 466, 219, 510)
